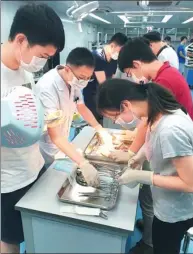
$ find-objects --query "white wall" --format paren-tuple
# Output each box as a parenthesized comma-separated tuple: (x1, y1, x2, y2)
(1, 1, 28, 42)
(1, 1, 98, 62)
(60, 21, 97, 62)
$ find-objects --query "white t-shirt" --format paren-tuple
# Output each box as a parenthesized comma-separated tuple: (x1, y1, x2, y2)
(36, 66, 84, 164)
(158, 46, 179, 70)
(114, 68, 133, 80)
(1, 62, 44, 193)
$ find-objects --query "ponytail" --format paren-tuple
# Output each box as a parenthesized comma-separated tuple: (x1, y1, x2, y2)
(145, 83, 186, 125)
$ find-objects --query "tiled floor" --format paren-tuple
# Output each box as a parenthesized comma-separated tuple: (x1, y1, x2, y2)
(20, 89, 193, 254)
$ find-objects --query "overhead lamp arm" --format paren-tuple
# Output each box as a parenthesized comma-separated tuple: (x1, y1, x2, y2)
(66, 1, 79, 18)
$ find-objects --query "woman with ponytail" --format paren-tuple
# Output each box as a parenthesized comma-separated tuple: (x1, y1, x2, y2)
(97, 78, 193, 254)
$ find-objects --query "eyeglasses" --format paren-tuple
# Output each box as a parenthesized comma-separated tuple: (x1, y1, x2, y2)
(67, 65, 93, 82)
(112, 103, 124, 124)
(126, 71, 132, 78)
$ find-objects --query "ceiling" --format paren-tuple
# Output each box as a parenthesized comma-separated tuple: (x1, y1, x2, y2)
(43, 1, 193, 29)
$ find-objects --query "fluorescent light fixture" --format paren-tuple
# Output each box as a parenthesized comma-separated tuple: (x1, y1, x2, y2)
(118, 15, 130, 24)
(124, 21, 160, 24)
(89, 13, 111, 24)
(182, 16, 193, 24)
(112, 10, 193, 13)
(61, 18, 73, 23)
(162, 15, 173, 23)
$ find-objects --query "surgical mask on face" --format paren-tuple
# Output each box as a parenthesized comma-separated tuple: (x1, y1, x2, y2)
(111, 52, 119, 60)
(20, 55, 47, 73)
(115, 115, 140, 129)
(69, 76, 88, 89)
(131, 72, 148, 84)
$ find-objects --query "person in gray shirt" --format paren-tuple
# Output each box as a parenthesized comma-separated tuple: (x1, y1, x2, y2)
(96, 78, 193, 254)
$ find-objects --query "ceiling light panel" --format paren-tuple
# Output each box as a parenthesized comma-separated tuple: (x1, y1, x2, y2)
(112, 10, 193, 13)
(182, 17, 193, 24)
(118, 15, 130, 23)
(161, 15, 173, 23)
(89, 13, 111, 24)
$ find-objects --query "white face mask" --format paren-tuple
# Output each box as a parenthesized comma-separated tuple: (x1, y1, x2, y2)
(115, 116, 139, 129)
(111, 52, 119, 60)
(20, 56, 47, 73)
(69, 76, 88, 90)
(131, 72, 148, 84)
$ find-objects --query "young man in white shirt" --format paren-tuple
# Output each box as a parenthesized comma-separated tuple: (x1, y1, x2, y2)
(36, 47, 114, 186)
(143, 31, 179, 70)
(1, 4, 65, 253)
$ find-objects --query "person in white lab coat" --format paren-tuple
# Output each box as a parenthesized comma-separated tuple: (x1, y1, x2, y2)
(36, 47, 113, 186)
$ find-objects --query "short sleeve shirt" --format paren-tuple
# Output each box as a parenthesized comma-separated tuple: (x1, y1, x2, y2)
(157, 46, 179, 69)
(148, 110, 193, 223)
(186, 43, 193, 67)
(177, 44, 186, 63)
(153, 62, 193, 120)
(83, 48, 117, 97)
(36, 66, 84, 160)
(1, 62, 44, 193)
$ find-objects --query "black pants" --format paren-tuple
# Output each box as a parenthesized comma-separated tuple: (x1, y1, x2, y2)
(152, 216, 193, 254)
(1, 166, 47, 244)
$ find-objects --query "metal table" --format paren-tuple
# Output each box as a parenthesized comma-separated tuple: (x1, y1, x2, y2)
(16, 127, 139, 253)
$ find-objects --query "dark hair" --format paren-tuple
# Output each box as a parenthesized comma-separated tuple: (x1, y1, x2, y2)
(9, 3, 65, 52)
(181, 36, 188, 42)
(118, 37, 157, 72)
(143, 31, 161, 42)
(97, 78, 185, 125)
(164, 36, 172, 42)
(66, 47, 95, 68)
(190, 38, 193, 43)
(109, 33, 128, 46)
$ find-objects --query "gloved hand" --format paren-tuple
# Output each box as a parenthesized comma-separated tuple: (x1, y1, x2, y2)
(95, 125, 113, 149)
(110, 149, 135, 163)
(129, 145, 146, 170)
(79, 160, 100, 187)
(118, 169, 153, 188)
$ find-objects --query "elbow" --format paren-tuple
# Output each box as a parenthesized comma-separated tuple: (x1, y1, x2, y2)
(187, 184, 193, 193)
(183, 182, 193, 193)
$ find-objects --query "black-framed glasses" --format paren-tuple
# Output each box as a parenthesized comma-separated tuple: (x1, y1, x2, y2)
(67, 65, 93, 82)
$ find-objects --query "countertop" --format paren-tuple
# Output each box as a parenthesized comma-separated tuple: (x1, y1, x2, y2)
(16, 127, 139, 233)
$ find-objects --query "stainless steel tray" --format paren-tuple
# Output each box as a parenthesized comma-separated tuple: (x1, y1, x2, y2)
(57, 161, 123, 210)
(84, 129, 132, 163)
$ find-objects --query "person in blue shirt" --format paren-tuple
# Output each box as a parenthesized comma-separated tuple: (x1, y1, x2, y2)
(83, 33, 128, 122)
(177, 36, 188, 75)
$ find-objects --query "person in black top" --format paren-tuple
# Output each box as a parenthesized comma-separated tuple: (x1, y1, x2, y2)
(83, 33, 128, 122)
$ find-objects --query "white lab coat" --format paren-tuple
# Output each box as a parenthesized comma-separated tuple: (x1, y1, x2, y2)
(36, 66, 84, 164)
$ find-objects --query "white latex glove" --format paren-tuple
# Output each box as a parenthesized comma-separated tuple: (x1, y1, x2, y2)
(79, 160, 100, 187)
(95, 125, 113, 149)
(110, 150, 135, 163)
(129, 145, 146, 170)
(118, 169, 153, 188)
